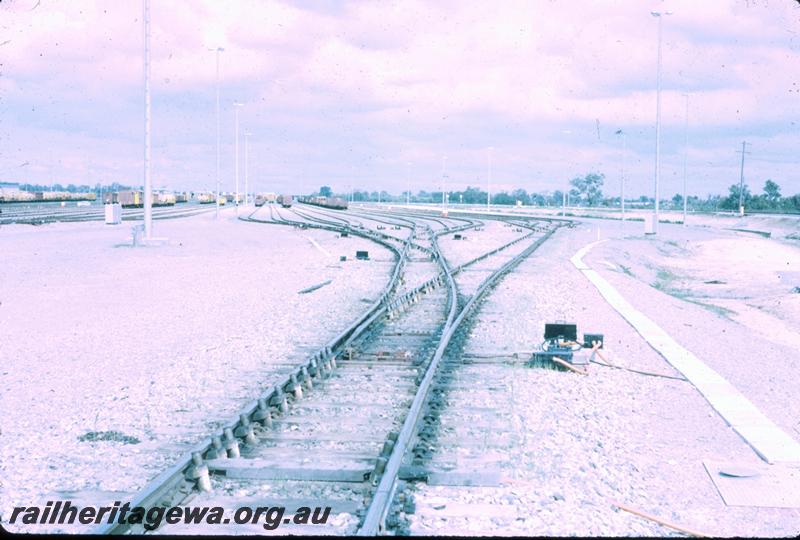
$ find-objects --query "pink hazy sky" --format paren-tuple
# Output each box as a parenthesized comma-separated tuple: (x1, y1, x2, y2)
(2, 0, 798, 198)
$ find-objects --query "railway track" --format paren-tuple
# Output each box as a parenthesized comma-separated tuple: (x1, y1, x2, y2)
(378, 223, 558, 534)
(93, 206, 564, 535)
(92, 205, 425, 534)
(0, 202, 222, 226)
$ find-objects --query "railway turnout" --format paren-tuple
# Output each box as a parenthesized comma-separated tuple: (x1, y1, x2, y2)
(91, 204, 563, 534)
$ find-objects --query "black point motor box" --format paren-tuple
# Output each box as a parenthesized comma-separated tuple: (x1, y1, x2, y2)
(583, 334, 604, 348)
(544, 323, 577, 341)
(356, 251, 369, 260)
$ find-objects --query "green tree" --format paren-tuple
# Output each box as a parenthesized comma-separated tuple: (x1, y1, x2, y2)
(721, 183, 751, 210)
(319, 185, 332, 197)
(491, 191, 515, 205)
(763, 180, 781, 205)
(461, 186, 485, 204)
(530, 193, 546, 206)
(569, 173, 605, 206)
(510, 188, 530, 205)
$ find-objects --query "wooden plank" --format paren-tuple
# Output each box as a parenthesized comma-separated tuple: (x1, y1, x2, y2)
(432, 435, 524, 447)
(298, 279, 332, 294)
(185, 495, 362, 515)
(726, 227, 771, 238)
(433, 383, 511, 391)
(243, 449, 377, 462)
(210, 455, 376, 470)
(399, 468, 505, 486)
(422, 458, 510, 471)
(334, 364, 418, 374)
(272, 407, 398, 426)
(413, 501, 520, 518)
(207, 459, 371, 482)
(258, 433, 384, 443)
(289, 400, 411, 410)
(268, 421, 400, 435)
(335, 359, 417, 367)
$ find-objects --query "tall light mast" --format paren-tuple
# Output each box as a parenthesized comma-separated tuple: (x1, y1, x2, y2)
(143, 0, 152, 239)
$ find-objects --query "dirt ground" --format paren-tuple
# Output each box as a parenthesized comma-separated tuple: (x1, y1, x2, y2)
(0, 212, 393, 532)
(406, 219, 800, 537)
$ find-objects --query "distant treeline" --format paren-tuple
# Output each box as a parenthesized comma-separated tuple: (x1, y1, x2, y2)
(316, 173, 800, 213)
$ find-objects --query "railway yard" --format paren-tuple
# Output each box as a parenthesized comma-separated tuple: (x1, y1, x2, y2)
(1, 203, 799, 536)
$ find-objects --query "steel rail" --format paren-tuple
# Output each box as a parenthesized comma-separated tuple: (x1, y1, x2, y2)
(92, 206, 412, 535)
(289, 204, 441, 256)
(0, 203, 222, 226)
(298, 203, 428, 232)
(91, 208, 560, 535)
(348, 205, 453, 231)
(357, 223, 560, 535)
(91, 205, 488, 535)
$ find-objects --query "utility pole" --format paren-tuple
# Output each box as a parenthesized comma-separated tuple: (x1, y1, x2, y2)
(682, 93, 689, 226)
(406, 162, 411, 205)
(651, 10, 671, 234)
(441, 156, 447, 210)
(615, 129, 626, 223)
(737, 141, 750, 216)
(244, 131, 250, 207)
(487, 146, 493, 213)
(234, 102, 242, 216)
(209, 47, 224, 219)
(142, 0, 152, 240)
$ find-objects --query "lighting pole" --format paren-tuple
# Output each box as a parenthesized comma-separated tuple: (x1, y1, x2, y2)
(234, 101, 243, 216)
(406, 162, 411, 205)
(615, 129, 626, 223)
(244, 131, 250, 207)
(682, 93, 689, 226)
(737, 141, 750, 215)
(651, 10, 671, 234)
(209, 46, 224, 219)
(143, 0, 152, 239)
(441, 156, 447, 210)
(487, 146, 493, 212)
